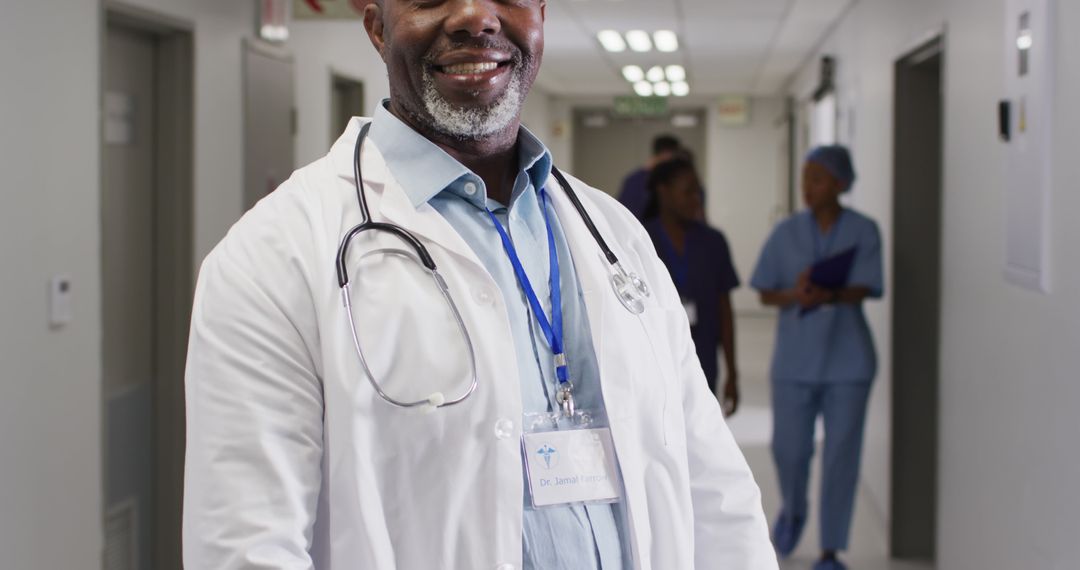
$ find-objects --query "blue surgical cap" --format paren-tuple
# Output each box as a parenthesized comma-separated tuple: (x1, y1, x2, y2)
(806, 145, 856, 192)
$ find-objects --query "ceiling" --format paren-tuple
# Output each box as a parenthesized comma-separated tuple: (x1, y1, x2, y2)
(535, 0, 855, 97)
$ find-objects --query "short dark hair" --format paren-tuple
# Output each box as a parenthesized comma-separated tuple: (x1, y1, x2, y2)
(652, 134, 681, 156)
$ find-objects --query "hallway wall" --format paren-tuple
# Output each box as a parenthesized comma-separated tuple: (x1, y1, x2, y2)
(0, 2, 103, 567)
(789, 0, 1080, 566)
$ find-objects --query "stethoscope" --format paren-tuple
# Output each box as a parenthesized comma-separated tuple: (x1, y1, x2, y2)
(336, 121, 651, 410)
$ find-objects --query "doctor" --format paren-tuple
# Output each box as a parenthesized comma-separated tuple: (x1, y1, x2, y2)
(183, 0, 776, 568)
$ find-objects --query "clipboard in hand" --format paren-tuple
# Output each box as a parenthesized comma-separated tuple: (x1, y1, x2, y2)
(800, 246, 857, 316)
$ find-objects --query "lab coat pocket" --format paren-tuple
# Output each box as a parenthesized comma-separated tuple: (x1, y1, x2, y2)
(638, 307, 690, 450)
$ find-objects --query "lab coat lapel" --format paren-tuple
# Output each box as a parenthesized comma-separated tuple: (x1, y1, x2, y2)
(330, 118, 485, 270)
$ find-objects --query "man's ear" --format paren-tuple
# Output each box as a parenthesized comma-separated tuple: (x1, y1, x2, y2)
(363, 2, 387, 62)
(539, 0, 546, 21)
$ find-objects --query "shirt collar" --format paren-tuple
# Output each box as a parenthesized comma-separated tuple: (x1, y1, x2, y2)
(368, 100, 552, 209)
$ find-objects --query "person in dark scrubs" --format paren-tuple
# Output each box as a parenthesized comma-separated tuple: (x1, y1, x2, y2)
(618, 134, 682, 221)
(642, 158, 740, 415)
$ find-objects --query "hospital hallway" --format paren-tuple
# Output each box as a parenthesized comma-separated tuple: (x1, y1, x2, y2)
(726, 316, 933, 570)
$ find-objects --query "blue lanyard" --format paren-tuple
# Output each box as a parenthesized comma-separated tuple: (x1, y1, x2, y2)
(812, 209, 844, 261)
(485, 188, 570, 386)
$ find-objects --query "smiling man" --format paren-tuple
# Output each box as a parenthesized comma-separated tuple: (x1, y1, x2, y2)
(182, 1, 777, 568)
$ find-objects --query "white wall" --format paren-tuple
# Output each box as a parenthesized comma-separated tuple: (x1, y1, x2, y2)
(0, 1, 103, 566)
(704, 97, 788, 315)
(788, 0, 1080, 566)
(935, 0, 1079, 567)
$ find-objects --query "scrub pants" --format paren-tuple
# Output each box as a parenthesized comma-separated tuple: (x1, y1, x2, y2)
(770, 381, 871, 551)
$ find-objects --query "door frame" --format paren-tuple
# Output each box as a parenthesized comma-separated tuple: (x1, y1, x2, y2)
(889, 31, 945, 562)
(101, 4, 194, 568)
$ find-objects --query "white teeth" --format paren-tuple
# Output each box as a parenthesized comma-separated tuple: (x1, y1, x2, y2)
(442, 62, 499, 75)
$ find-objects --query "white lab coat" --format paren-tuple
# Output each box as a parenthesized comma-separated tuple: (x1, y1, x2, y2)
(184, 118, 777, 569)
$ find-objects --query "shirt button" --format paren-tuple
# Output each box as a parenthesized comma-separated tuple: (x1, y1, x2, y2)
(473, 287, 493, 306)
(464, 182, 478, 195)
(494, 418, 515, 440)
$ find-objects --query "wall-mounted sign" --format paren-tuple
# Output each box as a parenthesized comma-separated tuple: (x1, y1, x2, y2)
(293, 0, 367, 20)
(717, 95, 751, 126)
(613, 96, 668, 117)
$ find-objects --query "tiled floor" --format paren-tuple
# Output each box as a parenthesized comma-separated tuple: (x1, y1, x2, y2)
(722, 315, 934, 570)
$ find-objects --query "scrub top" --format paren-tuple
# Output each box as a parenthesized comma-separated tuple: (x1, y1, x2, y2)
(617, 168, 649, 221)
(644, 219, 740, 385)
(750, 209, 883, 384)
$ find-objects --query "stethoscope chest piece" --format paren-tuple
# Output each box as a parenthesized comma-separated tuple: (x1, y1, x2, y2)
(610, 262, 649, 315)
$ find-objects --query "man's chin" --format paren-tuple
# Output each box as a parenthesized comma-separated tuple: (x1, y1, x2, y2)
(421, 72, 524, 140)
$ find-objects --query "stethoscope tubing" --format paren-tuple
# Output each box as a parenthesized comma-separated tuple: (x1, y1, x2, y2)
(337, 119, 648, 410)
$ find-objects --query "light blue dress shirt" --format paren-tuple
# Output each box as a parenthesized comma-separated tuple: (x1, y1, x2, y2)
(750, 209, 884, 384)
(369, 103, 629, 569)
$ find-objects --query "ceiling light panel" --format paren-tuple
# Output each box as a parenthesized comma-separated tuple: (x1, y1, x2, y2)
(597, 30, 626, 53)
(625, 30, 653, 53)
(671, 81, 690, 97)
(633, 81, 654, 97)
(622, 65, 645, 83)
(653, 81, 672, 97)
(653, 30, 679, 53)
(646, 66, 665, 83)
(665, 65, 686, 82)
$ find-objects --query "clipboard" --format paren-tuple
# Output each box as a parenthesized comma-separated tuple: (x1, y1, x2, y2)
(800, 246, 856, 316)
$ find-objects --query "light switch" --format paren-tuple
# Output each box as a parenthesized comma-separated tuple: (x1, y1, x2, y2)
(50, 275, 73, 328)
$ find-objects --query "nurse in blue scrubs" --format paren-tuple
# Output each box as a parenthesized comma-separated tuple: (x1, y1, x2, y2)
(750, 145, 883, 570)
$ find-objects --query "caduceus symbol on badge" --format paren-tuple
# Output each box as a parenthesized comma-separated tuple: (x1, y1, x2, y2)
(537, 445, 558, 469)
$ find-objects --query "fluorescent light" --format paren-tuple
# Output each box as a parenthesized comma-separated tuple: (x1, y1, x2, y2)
(671, 81, 690, 97)
(633, 81, 654, 97)
(625, 30, 652, 52)
(665, 65, 686, 82)
(622, 65, 645, 83)
(653, 81, 672, 97)
(646, 66, 665, 83)
(654, 30, 679, 52)
(597, 30, 626, 53)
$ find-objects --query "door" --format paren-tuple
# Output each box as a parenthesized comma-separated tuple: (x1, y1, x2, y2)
(103, 12, 194, 569)
(331, 73, 365, 145)
(103, 23, 157, 570)
(244, 40, 296, 210)
(890, 36, 944, 562)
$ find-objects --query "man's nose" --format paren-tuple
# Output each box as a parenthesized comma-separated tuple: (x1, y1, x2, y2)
(444, 0, 501, 38)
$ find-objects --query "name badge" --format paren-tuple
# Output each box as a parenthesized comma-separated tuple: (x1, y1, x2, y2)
(683, 300, 698, 326)
(522, 427, 622, 508)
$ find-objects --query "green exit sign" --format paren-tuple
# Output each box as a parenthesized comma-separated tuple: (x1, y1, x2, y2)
(613, 96, 669, 117)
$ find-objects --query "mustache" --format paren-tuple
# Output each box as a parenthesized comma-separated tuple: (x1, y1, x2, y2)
(423, 38, 526, 65)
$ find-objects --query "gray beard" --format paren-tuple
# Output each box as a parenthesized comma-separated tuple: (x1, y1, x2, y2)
(419, 64, 525, 140)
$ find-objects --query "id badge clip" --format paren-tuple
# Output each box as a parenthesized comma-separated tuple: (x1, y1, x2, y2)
(521, 411, 623, 509)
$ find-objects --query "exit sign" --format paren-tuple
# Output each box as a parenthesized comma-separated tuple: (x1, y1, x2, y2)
(613, 96, 669, 117)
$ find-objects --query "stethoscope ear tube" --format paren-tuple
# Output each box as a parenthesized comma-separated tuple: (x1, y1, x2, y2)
(550, 167, 620, 266)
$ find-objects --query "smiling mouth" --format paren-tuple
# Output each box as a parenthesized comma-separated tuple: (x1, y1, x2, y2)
(436, 61, 510, 75)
